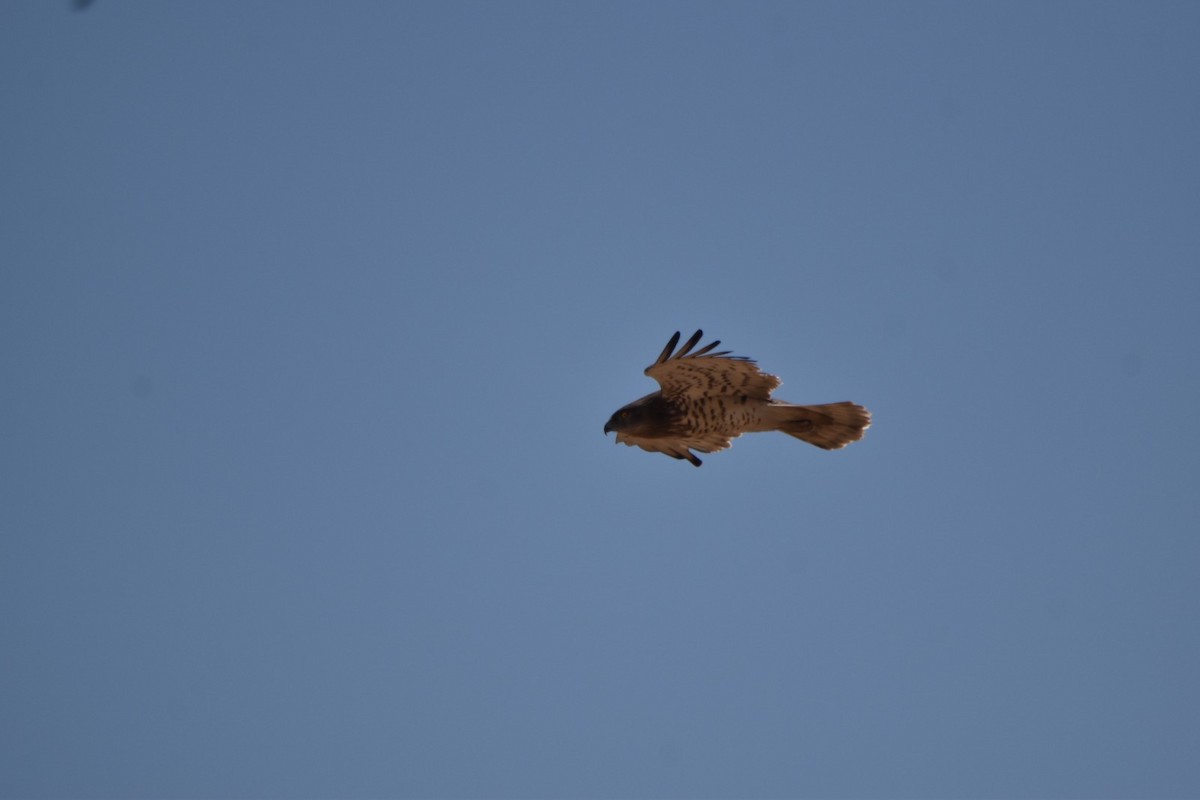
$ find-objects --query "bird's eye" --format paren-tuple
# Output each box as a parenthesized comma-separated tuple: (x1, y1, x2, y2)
(619, 410, 630, 420)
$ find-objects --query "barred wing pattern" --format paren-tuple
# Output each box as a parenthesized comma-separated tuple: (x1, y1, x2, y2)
(644, 330, 781, 401)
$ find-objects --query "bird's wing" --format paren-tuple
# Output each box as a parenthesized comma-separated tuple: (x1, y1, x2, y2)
(679, 431, 737, 453)
(622, 431, 734, 467)
(644, 330, 780, 401)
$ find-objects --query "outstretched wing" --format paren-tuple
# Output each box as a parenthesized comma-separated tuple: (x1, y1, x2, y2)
(644, 330, 781, 401)
(628, 431, 734, 467)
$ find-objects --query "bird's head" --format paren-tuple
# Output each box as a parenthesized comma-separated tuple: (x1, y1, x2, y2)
(603, 405, 640, 436)
(604, 395, 668, 439)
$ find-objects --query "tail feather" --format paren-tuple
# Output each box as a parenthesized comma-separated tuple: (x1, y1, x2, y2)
(769, 402, 871, 450)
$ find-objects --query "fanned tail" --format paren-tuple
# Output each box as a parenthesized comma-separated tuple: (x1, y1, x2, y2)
(768, 402, 871, 450)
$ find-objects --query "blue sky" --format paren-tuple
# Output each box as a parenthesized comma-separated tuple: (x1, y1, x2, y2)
(2, 2, 1199, 797)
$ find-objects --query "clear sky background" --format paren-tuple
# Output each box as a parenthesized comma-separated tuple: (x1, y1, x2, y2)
(2, 2, 1198, 798)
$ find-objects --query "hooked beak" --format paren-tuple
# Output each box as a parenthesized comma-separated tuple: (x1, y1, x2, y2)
(603, 421, 614, 435)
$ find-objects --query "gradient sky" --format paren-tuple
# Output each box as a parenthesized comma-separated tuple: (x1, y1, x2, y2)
(3, 2, 1199, 798)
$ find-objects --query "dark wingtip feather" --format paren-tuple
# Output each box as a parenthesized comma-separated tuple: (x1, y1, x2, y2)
(674, 330, 704, 358)
(649, 329, 751, 371)
(655, 331, 682, 365)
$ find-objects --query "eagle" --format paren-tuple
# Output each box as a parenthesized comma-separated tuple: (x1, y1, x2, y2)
(604, 330, 871, 467)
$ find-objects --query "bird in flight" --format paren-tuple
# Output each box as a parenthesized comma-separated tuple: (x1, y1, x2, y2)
(604, 330, 870, 467)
